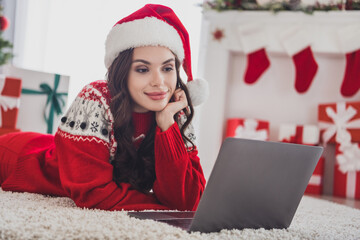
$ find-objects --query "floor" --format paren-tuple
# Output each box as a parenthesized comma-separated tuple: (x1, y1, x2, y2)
(307, 194, 360, 210)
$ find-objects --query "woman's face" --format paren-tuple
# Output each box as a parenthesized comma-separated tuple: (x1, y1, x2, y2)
(127, 46, 177, 113)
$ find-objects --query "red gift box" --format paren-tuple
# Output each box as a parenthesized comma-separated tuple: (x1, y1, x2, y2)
(305, 157, 324, 195)
(0, 76, 22, 129)
(278, 124, 319, 145)
(318, 101, 360, 144)
(0, 127, 20, 136)
(333, 143, 360, 199)
(225, 118, 269, 140)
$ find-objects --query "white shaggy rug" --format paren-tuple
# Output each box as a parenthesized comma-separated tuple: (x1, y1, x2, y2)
(0, 188, 359, 240)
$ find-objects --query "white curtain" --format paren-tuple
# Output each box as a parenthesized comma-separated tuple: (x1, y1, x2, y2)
(13, 0, 203, 105)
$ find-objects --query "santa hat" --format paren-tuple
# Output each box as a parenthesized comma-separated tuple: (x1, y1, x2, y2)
(104, 4, 208, 106)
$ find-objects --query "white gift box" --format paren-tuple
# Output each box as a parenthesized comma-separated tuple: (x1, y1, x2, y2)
(278, 124, 320, 145)
(2, 65, 70, 134)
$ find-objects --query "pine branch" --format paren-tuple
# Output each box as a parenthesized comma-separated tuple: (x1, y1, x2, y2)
(0, 32, 13, 65)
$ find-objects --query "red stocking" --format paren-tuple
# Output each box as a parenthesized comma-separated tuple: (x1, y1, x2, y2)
(244, 48, 271, 84)
(292, 46, 318, 93)
(281, 28, 318, 93)
(238, 24, 270, 84)
(337, 25, 360, 97)
(340, 49, 360, 97)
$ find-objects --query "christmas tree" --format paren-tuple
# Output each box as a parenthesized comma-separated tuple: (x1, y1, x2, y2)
(0, 2, 13, 66)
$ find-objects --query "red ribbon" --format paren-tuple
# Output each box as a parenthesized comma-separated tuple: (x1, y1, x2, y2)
(282, 126, 304, 144)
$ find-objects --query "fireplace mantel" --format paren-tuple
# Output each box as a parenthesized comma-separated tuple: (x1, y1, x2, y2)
(196, 10, 360, 179)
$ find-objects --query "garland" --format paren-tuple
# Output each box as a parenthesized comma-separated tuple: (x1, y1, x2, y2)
(202, 0, 360, 14)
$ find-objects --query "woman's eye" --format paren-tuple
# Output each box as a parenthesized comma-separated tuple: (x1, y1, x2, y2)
(163, 67, 173, 72)
(136, 68, 148, 73)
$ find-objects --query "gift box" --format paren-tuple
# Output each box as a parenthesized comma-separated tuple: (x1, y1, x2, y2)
(0, 127, 20, 136)
(225, 118, 269, 140)
(318, 101, 360, 144)
(278, 124, 319, 145)
(2, 65, 69, 134)
(0, 75, 22, 129)
(278, 124, 323, 195)
(305, 157, 325, 195)
(333, 143, 360, 199)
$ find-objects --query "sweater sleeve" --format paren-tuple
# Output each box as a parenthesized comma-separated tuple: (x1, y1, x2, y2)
(55, 82, 167, 211)
(152, 117, 206, 211)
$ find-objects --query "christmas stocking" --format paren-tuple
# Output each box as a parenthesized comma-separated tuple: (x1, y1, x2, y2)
(237, 24, 270, 84)
(281, 28, 318, 93)
(337, 26, 360, 97)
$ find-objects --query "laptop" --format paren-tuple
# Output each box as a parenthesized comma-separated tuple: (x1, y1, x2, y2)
(128, 138, 323, 233)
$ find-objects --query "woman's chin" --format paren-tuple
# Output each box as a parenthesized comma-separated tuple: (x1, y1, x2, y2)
(147, 106, 166, 112)
(145, 102, 168, 112)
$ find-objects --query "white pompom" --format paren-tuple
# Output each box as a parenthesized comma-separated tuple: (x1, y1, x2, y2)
(186, 78, 209, 106)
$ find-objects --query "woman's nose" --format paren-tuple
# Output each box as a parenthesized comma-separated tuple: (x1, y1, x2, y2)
(150, 70, 164, 86)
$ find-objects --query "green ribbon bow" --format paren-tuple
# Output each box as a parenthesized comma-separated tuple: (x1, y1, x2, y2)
(21, 74, 68, 134)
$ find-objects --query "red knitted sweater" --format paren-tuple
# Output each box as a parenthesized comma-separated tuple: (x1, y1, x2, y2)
(1, 80, 206, 211)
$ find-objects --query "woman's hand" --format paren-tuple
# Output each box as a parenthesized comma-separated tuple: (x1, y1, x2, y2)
(155, 89, 188, 131)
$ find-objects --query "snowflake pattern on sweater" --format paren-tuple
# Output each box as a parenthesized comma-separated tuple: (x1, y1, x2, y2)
(58, 81, 117, 159)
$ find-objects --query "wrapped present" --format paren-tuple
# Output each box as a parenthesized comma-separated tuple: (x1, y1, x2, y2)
(305, 157, 324, 195)
(0, 127, 20, 136)
(318, 101, 360, 144)
(2, 65, 69, 134)
(278, 124, 319, 145)
(225, 118, 269, 140)
(0, 75, 21, 129)
(333, 143, 360, 199)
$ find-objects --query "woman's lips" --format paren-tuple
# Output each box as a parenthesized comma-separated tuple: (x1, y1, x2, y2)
(145, 91, 167, 100)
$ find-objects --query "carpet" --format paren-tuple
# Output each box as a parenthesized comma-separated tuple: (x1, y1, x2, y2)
(0, 188, 359, 240)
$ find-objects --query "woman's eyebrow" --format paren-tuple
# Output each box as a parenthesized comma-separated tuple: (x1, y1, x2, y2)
(132, 58, 175, 65)
(162, 58, 175, 65)
(132, 59, 150, 65)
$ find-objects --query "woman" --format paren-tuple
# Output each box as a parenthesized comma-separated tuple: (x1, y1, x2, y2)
(0, 4, 208, 211)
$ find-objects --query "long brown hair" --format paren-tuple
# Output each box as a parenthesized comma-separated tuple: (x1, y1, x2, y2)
(107, 48, 194, 193)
